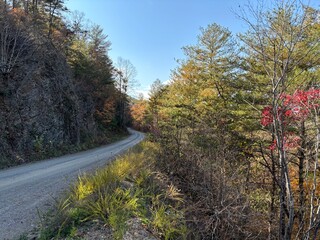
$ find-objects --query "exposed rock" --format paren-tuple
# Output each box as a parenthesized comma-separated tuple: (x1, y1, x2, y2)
(71, 221, 113, 240)
(0, 13, 96, 165)
(123, 218, 158, 240)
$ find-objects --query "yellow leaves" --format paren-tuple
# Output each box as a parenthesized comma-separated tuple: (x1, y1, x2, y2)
(112, 158, 132, 179)
(74, 175, 94, 200)
(199, 88, 216, 99)
(289, 165, 320, 197)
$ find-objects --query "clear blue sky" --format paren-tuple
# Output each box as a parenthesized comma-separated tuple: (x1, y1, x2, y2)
(65, 0, 319, 97)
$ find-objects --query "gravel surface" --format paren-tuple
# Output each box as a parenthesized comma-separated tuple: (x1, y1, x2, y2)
(0, 129, 144, 240)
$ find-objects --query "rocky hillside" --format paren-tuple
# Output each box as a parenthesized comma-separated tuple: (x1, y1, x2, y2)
(0, 1, 130, 166)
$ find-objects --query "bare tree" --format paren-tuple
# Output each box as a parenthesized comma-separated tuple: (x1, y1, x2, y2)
(115, 57, 138, 95)
(0, 9, 33, 80)
(114, 57, 137, 127)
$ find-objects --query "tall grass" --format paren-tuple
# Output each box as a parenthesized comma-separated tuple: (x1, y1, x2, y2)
(40, 141, 187, 240)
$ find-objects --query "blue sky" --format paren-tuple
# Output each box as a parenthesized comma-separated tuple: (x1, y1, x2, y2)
(65, 0, 319, 97)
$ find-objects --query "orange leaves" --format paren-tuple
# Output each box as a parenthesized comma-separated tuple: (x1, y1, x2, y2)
(96, 98, 116, 125)
(10, 7, 26, 17)
(131, 101, 147, 123)
(130, 100, 148, 130)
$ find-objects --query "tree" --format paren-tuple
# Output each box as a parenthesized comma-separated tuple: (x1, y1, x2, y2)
(44, 0, 64, 37)
(114, 57, 137, 127)
(239, 1, 320, 239)
(115, 57, 137, 94)
(0, 0, 134, 165)
(0, 7, 33, 77)
(182, 23, 236, 103)
(144, 23, 254, 239)
(130, 98, 148, 131)
(148, 79, 164, 131)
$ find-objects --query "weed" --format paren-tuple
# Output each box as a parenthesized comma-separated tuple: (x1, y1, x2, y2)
(15, 234, 28, 240)
(39, 141, 187, 240)
(72, 175, 94, 200)
(0, 154, 12, 169)
(34, 135, 44, 154)
(151, 203, 187, 240)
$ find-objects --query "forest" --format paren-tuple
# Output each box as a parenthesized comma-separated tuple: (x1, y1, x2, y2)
(130, 2, 320, 239)
(0, 0, 134, 167)
(1, 0, 320, 239)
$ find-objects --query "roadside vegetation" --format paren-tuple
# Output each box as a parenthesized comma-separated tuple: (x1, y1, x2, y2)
(0, 129, 128, 170)
(130, 1, 320, 239)
(37, 141, 187, 240)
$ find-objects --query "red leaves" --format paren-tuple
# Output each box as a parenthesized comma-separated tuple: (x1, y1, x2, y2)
(284, 109, 293, 117)
(269, 140, 277, 150)
(285, 135, 301, 149)
(262, 88, 320, 128)
(281, 88, 320, 119)
(261, 106, 273, 126)
(268, 135, 301, 151)
(261, 88, 320, 150)
(288, 89, 320, 115)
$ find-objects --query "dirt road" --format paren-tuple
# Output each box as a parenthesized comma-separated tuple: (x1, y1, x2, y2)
(0, 129, 144, 239)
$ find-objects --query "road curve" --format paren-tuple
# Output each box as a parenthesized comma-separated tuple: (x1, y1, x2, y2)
(0, 129, 144, 240)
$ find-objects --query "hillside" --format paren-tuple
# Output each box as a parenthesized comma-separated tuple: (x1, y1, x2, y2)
(0, 0, 131, 167)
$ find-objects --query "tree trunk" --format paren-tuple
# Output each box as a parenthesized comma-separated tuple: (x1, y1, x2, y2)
(298, 121, 306, 237)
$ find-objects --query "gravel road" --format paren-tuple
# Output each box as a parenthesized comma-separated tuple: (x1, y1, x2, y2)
(0, 129, 144, 240)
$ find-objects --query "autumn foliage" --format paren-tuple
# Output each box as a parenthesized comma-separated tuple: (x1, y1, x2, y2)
(139, 3, 320, 239)
(261, 89, 320, 150)
(261, 89, 320, 127)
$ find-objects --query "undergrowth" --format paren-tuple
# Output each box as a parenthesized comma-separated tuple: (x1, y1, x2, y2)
(39, 141, 187, 240)
(0, 128, 128, 170)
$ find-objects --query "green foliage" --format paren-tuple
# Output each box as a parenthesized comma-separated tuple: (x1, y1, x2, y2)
(249, 189, 272, 213)
(151, 204, 187, 240)
(95, 188, 140, 239)
(15, 234, 28, 240)
(0, 154, 12, 169)
(33, 135, 45, 155)
(138, 2, 320, 239)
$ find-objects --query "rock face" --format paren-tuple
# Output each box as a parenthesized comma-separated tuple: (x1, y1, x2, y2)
(0, 13, 95, 165)
(123, 218, 157, 240)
